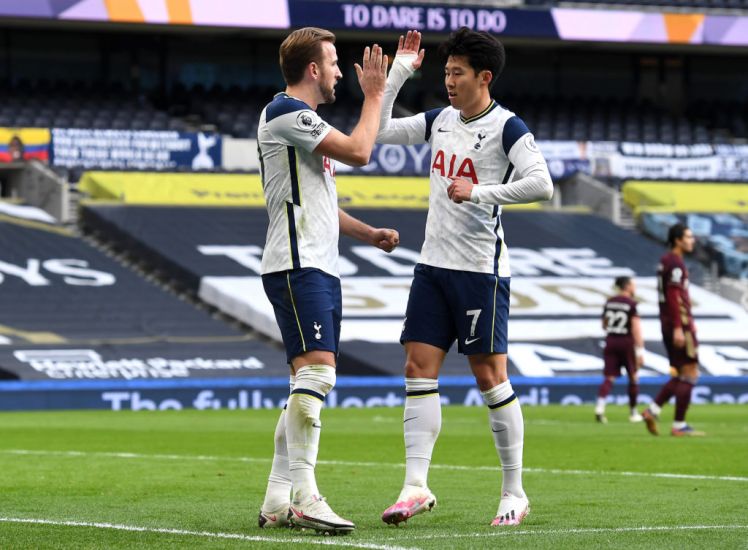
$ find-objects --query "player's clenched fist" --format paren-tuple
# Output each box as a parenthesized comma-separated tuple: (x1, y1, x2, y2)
(447, 177, 474, 204)
(372, 228, 400, 252)
(355, 44, 388, 98)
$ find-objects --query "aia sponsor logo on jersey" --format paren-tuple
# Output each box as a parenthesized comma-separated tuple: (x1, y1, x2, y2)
(431, 150, 478, 184)
(323, 156, 336, 178)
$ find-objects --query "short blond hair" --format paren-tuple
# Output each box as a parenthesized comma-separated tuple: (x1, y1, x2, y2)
(279, 27, 336, 85)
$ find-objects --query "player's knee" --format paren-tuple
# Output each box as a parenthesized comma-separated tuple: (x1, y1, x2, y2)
(679, 373, 699, 385)
(404, 359, 436, 379)
(290, 365, 336, 418)
(474, 371, 506, 391)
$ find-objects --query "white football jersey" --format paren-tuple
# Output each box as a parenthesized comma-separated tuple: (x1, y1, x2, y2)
(257, 92, 338, 276)
(378, 100, 549, 276)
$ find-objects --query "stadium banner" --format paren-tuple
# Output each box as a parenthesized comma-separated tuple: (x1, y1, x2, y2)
(0, 343, 287, 382)
(621, 181, 748, 215)
(230, 139, 748, 181)
(0, 128, 50, 163)
(287, 1, 558, 37)
(1, 376, 747, 411)
(0, 0, 290, 29)
(552, 9, 748, 47)
(78, 172, 265, 205)
(50, 129, 221, 171)
(3, 2, 747, 47)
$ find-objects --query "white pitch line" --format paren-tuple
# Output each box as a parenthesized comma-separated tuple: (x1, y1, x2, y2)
(3, 449, 748, 483)
(0, 517, 416, 550)
(379, 524, 748, 541)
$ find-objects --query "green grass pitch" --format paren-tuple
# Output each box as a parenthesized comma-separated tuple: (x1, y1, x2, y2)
(0, 404, 746, 549)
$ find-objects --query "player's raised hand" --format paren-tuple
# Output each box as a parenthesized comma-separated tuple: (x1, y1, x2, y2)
(354, 44, 388, 98)
(396, 30, 425, 70)
(371, 228, 400, 252)
(447, 177, 474, 204)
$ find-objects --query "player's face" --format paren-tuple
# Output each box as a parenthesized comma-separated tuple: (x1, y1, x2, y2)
(627, 279, 637, 296)
(678, 228, 695, 253)
(444, 55, 485, 110)
(316, 41, 342, 104)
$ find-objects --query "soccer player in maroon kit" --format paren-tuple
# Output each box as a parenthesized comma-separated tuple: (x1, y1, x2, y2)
(641, 223, 704, 437)
(595, 276, 644, 424)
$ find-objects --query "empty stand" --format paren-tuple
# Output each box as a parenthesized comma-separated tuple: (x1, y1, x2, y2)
(0, 206, 286, 380)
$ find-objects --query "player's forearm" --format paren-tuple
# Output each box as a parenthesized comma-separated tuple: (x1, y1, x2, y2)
(471, 166, 553, 205)
(338, 208, 374, 243)
(665, 287, 683, 328)
(632, 319, 644, 349)
(346, 95, 384, 166)
(377, 55, 416, 144)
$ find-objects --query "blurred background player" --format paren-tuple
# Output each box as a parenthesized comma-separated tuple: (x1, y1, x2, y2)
(595, 276, 644, 424)
(376, 29, 553, 527)
(641, 223, 705, 437)
(256, 27, 399, 534)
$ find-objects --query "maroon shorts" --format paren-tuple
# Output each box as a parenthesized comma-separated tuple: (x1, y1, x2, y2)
(603, 338, 636, 378)
(662, 326, 699, 369)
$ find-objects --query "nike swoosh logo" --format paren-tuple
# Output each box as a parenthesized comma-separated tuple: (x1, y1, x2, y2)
(464, 337, 481, 345)
(492, 427, 506, 433)
(437, 128, 450, 133)
(404, 417, 418, 423)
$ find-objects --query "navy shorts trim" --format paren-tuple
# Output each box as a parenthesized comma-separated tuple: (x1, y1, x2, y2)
(262, 268, 342, 363)
(401, 264, 509, 355)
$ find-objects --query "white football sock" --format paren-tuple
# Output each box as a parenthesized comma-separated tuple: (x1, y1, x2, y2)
(261, 375, 295, 512)
(482, 381, 526, 499)
(595, 397, 606, 415)
(286, 365, 335, 503)
(648, 402, 662, 417)
(403, 378, 441, 490)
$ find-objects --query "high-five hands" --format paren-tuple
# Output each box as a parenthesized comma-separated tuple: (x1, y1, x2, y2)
(396, 30, 425, 70)
(355, 44, 388, 98)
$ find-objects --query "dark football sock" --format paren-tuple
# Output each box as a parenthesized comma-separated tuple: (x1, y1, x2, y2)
(674, 380, 694, 422)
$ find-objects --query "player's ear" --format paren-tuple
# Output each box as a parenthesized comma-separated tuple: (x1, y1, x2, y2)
(309, 61, 319, 80)
(481, 70, 492, 87)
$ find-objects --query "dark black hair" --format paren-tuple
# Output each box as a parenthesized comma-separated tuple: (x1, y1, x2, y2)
(667, 223, 689, 248)
(614, 276, 632, 291)
(438, 27, 505, 89)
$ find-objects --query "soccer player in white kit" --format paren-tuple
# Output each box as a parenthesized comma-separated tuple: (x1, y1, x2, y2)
(255, 27, 399, 534)
(377, 29, 553, 527)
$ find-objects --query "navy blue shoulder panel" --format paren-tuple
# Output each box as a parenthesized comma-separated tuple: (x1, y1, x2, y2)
(424, 107, 445, 142)
(265, 94, 312, 123)
(502, 115, 530, 156)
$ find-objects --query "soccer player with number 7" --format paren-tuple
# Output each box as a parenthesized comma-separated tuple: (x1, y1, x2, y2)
(376, 28, 553, 527)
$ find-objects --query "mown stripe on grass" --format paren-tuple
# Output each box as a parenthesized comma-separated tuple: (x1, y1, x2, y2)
(0, 517, 417, 550)
(380, 524, 748, 541)
(3, 449, 747, 483)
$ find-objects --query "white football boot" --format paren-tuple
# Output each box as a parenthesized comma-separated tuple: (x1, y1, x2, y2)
(288, 494, 355, 535)
(257, 505, 290, 529)
(491, 491, 529, 526)
(381, 485, 437, 526)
